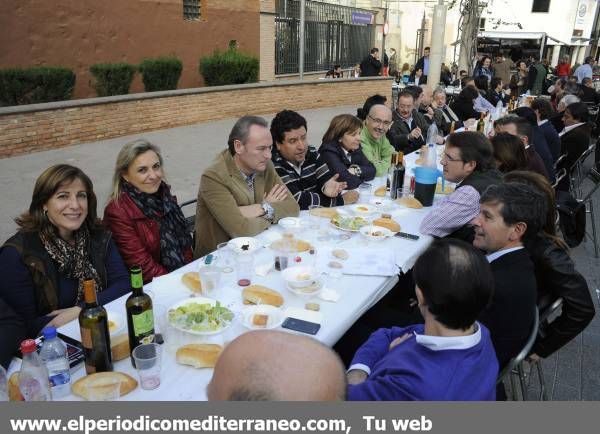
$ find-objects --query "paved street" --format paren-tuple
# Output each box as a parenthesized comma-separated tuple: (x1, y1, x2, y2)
(1, 104, 598, 400)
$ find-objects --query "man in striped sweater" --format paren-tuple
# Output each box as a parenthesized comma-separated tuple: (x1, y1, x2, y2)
(270, 110, 358, 210)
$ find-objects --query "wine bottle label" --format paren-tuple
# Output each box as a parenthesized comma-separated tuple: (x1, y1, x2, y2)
(132, 310, 154, 337)
(80, 327, 92, 349)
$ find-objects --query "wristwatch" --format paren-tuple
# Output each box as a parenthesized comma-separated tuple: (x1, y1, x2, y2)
(261, 200, 275, 222)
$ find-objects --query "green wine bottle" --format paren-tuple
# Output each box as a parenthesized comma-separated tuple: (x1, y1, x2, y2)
(79, 279, 113, 374)
(125, 265, 154, 366)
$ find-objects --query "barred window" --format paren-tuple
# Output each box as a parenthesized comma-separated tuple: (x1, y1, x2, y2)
(183, 0, 201, 20)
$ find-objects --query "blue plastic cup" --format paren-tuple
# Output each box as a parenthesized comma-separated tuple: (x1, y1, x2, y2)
(413, 167, 442, 207)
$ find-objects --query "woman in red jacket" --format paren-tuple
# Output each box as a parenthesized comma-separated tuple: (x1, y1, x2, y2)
(104, 139, 193, 282)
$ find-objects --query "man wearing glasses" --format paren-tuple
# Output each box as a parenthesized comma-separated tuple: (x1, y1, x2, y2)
(360, 104, 396, 176)
(420, 131, 501, 242)
(387, 91, 429, 153)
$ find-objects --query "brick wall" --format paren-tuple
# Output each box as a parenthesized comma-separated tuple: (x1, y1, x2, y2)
(0, 78, 392, 158)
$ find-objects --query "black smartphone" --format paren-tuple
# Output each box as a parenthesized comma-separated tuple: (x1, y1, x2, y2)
(395, 231, 420, 241)
(281, 317, 321, 335)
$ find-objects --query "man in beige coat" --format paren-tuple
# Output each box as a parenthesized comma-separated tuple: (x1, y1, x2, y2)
(194, 115, 300, 257)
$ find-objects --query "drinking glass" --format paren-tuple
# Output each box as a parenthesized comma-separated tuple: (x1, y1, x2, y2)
(236, 253, 254, 287)
(132, 343, 162, 390)
(216, 242, 234, 273)
(358, 182, 373, 200)
(0, 366, 7, 401)
(197, 265, 221, 296)
(308, 205, 324, 230)
(86, 378, 121, 401)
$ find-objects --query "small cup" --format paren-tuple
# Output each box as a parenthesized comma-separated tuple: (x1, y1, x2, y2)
(308, 205, 324, 230)
(197, 266, 221, 296)
(236, 253, 254, 287)
(86, 378, 121, 401)
(358, 182, 373, 199)
(132, 343, 162, 390)
(216, 242, 234, 273)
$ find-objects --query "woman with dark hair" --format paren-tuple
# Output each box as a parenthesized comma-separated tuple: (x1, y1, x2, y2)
(104, 139, 193, 283)
(450, 86, 480, 121)
(531, 98, 561, 161)
(0, 165, 130, 339)
(319, 114, 376, 189)
(491, 132, 528, 173)
(503, 171, 595, 360)
(474, 55, 494, 82)
(559, 102, 592, 175)
(347, 238, 498, 401)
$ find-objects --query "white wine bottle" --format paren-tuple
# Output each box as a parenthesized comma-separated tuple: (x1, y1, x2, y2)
(125, 265, 154, 366)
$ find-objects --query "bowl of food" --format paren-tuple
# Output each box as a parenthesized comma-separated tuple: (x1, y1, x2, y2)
(281, 266, 319, 289)
(351, 204, 376, 215)
(228, 237, 261, 254)
(278, 217, 303, 234)
(167, 297, 234, 335)
(359, 225, 394, 241)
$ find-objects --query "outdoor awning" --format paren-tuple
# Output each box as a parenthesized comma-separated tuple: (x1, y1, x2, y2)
(478, 31, 546, 40)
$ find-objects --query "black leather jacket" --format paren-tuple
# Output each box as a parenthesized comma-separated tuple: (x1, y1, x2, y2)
(525, 234, 596, 357)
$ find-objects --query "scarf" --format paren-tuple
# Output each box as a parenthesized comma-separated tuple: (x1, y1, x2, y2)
(40, 227, 102, 304)
(122, 181, 192, 272)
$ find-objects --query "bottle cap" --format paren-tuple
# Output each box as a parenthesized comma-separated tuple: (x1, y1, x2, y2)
(20, 339, 37, 354)
(42, 326, 57, 340)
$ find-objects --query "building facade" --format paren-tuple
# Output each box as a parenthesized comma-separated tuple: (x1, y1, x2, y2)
(0, 0, 261, 98)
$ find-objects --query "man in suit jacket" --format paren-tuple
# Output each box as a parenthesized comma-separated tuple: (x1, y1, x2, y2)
(360, 48, 382, 77)
(557, 102, 593, 190)
(431, 87, 463, 135)
(387, 91, 429, 153)
(194, 116, 300, 256)
(472, 182, 546, 369)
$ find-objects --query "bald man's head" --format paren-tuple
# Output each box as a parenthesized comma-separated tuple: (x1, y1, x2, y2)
(364, 104, 392, 140)
(207, 330, 346, 401)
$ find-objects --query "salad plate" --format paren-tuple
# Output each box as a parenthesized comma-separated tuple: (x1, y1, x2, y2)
(167, 297, 234, 336)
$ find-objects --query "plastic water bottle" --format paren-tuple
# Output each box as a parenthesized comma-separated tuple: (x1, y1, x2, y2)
(18, 339, 51, 401)
(39, 327, 71, 399)
(425, 124, 438, 168)
(495, 100, 503, 120)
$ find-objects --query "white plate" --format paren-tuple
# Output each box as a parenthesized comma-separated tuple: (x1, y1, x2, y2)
(242, 305, 284, 330)
(106, 310, 125, 336)
(167, 296, 233, 336)
(351, 204, 376, 215)
(228, 237, 262, 253)
(359, 225, 394, 241)
(286, 279, 323, 297)
(369, 197, 394, 211)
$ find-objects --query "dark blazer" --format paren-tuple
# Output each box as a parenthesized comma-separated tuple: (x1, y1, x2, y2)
(532, 127, 555, 182)
(432, 105, 463, 135)
(549, 111, 565, 133)
(360, 55, 381, 77)
(559, 123, 592, 172)
(450, 97, 479, 121)
(526, 146, 550, 180)
(539, 121, 561, 161)
(526, 235, 595, 358)
(486, 89, 507, 107)
(387, 109, 430, 153)
(479, 248, 537, 369)
(580, 85, 600, 104)
(319, 141, 376, 190)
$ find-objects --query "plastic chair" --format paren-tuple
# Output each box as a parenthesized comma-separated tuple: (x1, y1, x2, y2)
(496, 306, 539, 401)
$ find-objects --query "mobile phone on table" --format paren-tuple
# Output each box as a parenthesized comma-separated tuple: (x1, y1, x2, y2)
(281, 317, 321, 335)
(395, 232, 420, 241)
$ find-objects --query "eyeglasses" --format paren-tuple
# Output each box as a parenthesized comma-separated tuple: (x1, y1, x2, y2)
(441, 152, 463, 163)
(367, 115, 393, 128)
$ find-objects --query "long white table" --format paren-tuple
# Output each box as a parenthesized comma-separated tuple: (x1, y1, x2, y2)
(9, 149, 452, 401)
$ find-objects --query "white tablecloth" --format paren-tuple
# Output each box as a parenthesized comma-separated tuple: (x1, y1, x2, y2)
(10, 150, 456, 401)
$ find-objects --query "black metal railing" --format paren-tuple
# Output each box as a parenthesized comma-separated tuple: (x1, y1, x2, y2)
(275, 0, 375, 75)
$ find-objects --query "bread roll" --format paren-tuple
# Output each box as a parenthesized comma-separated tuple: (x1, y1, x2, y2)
(110, 333, 130, 362)
(242, 285, 284, 307)
(176, 344, 222, 368)
(374, 186, 387, 197)
(373, 217, 401, 233)
(332, 249, 349, 260)
(181, 272, 202, 293)
(395, 196, 423, 209)
(271, 238, 311, 253)
(72, 372, 137, 400)
(8, 372, 24, 401)
(308, 207, 339, 219)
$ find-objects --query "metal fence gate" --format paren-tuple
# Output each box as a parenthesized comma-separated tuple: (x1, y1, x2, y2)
(275, 0, 374, 75)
